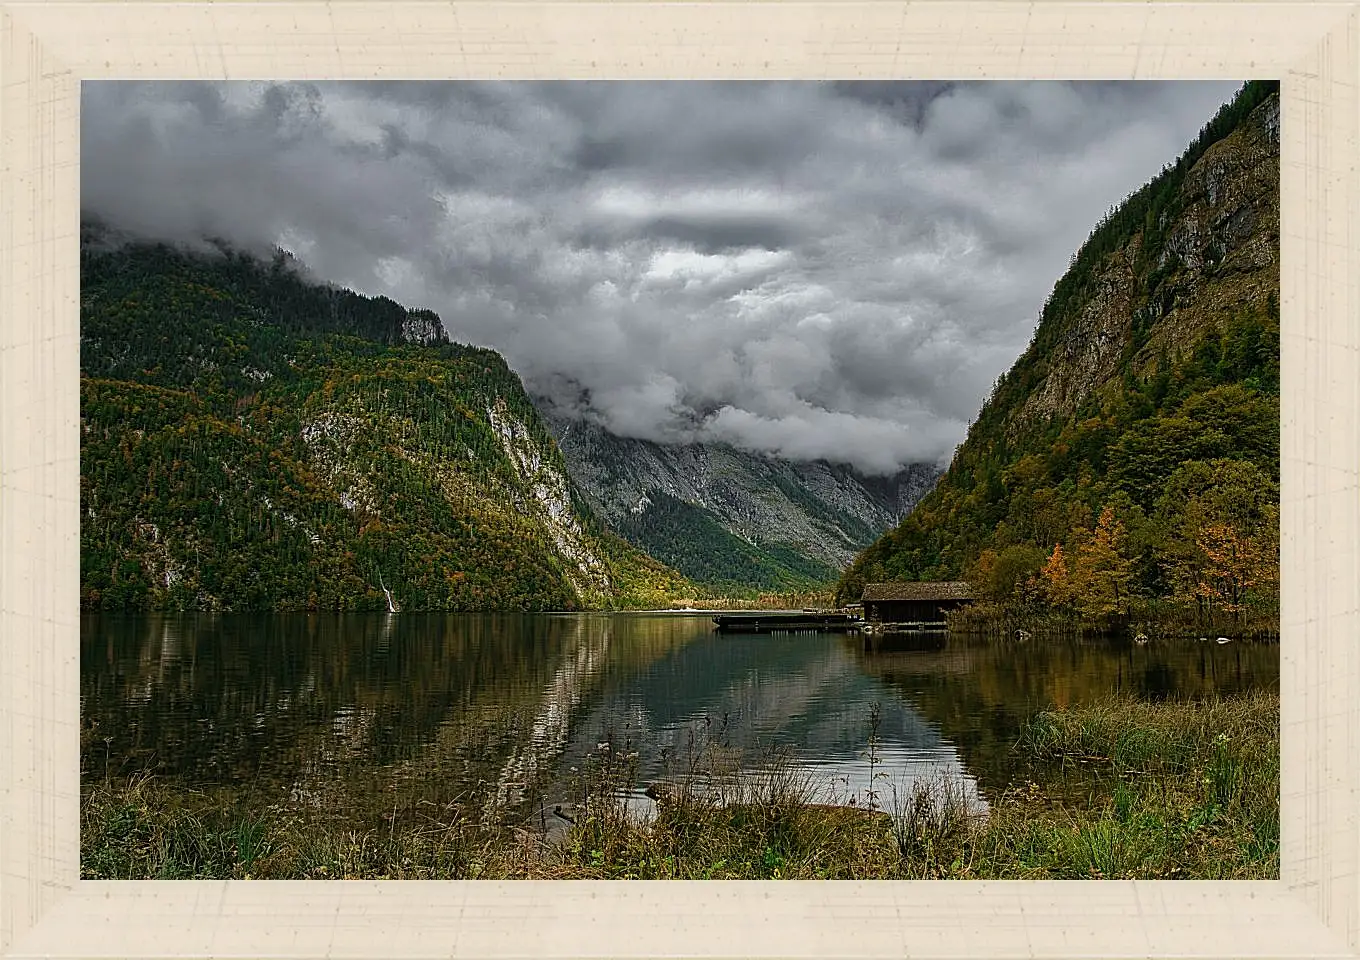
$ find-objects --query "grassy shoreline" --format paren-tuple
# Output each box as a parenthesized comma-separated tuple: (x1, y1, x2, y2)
(82, 691, 1278, 881)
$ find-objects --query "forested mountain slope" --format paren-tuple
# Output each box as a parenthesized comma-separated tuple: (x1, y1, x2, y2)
(837, 81, 1281, 624)
(535, 395, 941, 593)
(80, 228, 693, 612)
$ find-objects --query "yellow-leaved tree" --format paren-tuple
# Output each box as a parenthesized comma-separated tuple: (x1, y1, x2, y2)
(1070, 506, 1135, 621)
(1039, 542, 1074, 609)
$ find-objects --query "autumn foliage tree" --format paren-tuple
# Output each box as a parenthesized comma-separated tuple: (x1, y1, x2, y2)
(1069, 506, 1135, 621)
(1039, 543, 1075, 609)
(1192, 520, 1277, 616)
(1156, 459, 1278, 622)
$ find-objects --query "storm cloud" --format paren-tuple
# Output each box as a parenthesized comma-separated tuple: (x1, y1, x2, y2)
(82, 80, 1241, 473)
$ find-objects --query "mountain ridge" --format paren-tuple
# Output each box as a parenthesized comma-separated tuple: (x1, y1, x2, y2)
(79, 235, 694, 611)
(79, 226, 933, 609)
(836, 81, 1281, 623)
(535, 393, 942, 590)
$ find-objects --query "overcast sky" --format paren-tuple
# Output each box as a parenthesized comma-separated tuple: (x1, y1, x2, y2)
(82, 80, 1241, 474)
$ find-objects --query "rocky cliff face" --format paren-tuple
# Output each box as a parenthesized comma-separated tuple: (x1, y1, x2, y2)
(401, 308, 447, 346)
(1016, 93, 1279, 430)
(483, 398, 614, 601)
(535, 394, 941, 575)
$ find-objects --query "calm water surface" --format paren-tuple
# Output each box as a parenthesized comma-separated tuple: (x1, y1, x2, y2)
(81, 613, 1279, 820)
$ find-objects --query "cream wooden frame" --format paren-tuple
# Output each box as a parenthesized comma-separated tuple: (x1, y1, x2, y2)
(3, 2, 1357, 958)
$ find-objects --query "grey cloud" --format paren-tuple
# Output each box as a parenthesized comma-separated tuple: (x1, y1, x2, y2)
(629, 215, 795, 254)
(82, 79, 1243, 473)
(571, 212, 798, 255)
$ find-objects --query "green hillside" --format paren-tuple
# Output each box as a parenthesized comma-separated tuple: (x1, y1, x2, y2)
(837, 82, 1281, 629)
(80, 231, 695, 612)
(612, 490, 839, 592)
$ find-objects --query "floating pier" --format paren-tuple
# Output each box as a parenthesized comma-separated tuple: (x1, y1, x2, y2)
(712, 611, 860, 634)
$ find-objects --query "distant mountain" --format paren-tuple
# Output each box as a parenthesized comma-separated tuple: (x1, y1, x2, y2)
(535, 395, 942, 592)
(837, 81, 1281, 621)
(80, 228, 693, 612)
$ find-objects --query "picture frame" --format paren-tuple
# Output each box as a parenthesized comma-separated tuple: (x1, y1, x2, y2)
(3, 2, 1357, 957)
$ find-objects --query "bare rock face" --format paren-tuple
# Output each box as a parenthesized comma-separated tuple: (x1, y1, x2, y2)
(1146, 95, 1279, 359)
(485, 398, 613, 600)
(1013, 94, 1279, 432)
(1025, 248, 1138, 422)
(400, 308, 448, 346)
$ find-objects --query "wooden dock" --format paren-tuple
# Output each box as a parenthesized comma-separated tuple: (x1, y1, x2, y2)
(712, 611, 860, 634)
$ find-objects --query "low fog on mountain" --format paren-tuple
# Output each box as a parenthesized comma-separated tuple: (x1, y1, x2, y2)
(83, 80, 1238, 473)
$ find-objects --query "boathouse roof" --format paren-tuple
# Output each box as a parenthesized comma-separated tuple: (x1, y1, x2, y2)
(861, 581, 974, 602)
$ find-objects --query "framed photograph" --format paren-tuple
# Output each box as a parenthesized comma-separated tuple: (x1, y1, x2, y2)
(3, 3, 1357, 959)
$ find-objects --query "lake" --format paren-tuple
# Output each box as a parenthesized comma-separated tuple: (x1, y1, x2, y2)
(81, 612, 1280, 825)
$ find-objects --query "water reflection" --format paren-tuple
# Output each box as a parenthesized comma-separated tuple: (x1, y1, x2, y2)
(81, 614, 1279, 819)
(489, 616, 613, 809)
(549, 630, 986, 816)
(853, 632, 1278, 793)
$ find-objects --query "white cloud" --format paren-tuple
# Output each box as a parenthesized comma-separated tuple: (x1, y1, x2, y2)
(82, 80, 1245, 473)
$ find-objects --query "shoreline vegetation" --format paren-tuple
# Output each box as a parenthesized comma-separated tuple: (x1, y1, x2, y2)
(650, 589, 836, 612)
(946, 602, 1280, 642)
(82, 690, 1278, 881)
(683, 587, 1280, 639)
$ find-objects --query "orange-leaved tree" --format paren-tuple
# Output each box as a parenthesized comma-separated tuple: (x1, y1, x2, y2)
(1039, 542, 1074, 609)
(1193, 509, 1280, 618)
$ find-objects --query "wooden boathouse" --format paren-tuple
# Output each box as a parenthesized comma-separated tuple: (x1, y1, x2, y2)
(861, 581, 974, 632)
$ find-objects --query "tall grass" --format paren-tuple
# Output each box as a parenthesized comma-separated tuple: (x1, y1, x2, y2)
(984, 690, 1280, 878)
(82, 692, 1279, 881)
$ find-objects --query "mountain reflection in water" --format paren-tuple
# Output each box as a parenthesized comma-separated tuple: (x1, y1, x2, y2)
(81, 613, 1279, 820)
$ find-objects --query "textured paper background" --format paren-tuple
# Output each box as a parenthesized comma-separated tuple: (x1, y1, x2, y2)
(2, 2, 1358, 958)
